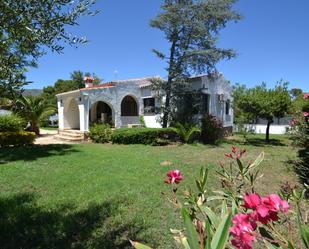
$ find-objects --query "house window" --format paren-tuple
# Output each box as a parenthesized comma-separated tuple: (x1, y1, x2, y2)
(201, 94, 209, 114)
(143, 98, 155, 114)
(121, 96, 138, 116)
(225, 100, 230, 115)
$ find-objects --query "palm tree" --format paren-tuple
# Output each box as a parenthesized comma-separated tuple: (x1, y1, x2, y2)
(14, 96, 56, 135)
(0, 97, 12, 110)
(174, 122, 201, 144)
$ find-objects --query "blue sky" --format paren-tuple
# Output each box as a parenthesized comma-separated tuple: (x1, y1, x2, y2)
(26, 0, 309, 91)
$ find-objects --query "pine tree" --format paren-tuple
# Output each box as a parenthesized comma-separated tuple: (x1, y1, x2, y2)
(151, 0, 241, 127)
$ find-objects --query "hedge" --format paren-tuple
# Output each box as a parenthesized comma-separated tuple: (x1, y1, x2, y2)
(89, 124, 112, 143)
(111, 128, 177, 145)
(0, 131, 36, 147)
(0, 114, 26, 132)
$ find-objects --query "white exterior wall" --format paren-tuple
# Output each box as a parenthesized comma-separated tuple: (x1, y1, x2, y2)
(56, 75, 234, 132)
(190, 74, 233, 127)
(63, 98, 80, 129)
(144, 115, 162, 128)
(57, 101, 64, 130)
(237, 124, 290, 135)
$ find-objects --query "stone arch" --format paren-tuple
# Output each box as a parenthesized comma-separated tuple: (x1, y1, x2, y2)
(64, 98, 80, 129)
(121, 95, 139, 116)
(89, 100, 115, 126)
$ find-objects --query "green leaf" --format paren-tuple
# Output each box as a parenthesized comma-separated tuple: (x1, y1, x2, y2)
(288, 241, 295, 249)
(248, 152, 265, 171)
(199, 206, 220, 227)
(182, 208, 200, 249)
(180, 237, 191, 249)
(300, 224, 309, 248)
(211, 212, 232, 249)
(236, 158, 243, 173)
(231, 200, 238, 215)
(205, 219, 212, 249)
(221, 200, 227, 218)
(130, 240, 153, 249)
(297, 208, 309, 248)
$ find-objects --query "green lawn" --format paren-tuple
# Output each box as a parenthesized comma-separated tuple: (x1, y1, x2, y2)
(0, 134, 300, 249)
(41, 126, 58, 131)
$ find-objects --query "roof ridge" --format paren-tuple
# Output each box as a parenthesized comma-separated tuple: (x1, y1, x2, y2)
(116, 75, 161, 83)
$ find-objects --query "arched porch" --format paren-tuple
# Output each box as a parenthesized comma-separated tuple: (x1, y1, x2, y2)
(120, 95, 140, 127)
(63, 98, 80, 130)
(89, 101, 115, 127)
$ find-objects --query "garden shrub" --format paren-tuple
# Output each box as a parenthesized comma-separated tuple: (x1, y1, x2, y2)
(89, 123, 112, 143)
(0, 131, 36, 147)
(139, 115, 146, 128)
(111, 128, 177, 145)
(290, 93, 309, 195)
(201, 114, 223, 144)
(0, 114, 25, 132)
(173, 122, 200, 143)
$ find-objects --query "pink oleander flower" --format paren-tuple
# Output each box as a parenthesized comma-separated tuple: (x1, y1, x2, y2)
(164, 170, 183, 184)
(262, 194, 289, 213)
(243, 193, 261, 209)
(232, 146, 237, 153)
(225, 146, 246, 159)
(304, 112, 309, 117)
(225, 153, 234, 159)
(289, 118, 297, 126)
(231, 194, 289, 249)
(243, 193, 289, 224)
(230, 214, 256, 249)
(303, 93, 309, 99)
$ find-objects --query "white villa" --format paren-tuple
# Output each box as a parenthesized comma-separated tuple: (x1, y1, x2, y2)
(56, 74, 233, 139)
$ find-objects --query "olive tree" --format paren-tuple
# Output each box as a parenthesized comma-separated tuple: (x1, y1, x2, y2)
(0, 0, 98, 97)
(236, 82, 291, 142)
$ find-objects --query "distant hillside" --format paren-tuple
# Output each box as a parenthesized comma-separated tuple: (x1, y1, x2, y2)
(22, 89, 43, 97)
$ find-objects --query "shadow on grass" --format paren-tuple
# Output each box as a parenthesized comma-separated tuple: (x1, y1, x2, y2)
(286, 151, 309, 198)
(0, 145, 80, 164)
(222, 137, 286, 147)
(0, 193, 152, 249)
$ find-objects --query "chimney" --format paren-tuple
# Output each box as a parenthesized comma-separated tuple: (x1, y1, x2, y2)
(84, 77, 94, 88)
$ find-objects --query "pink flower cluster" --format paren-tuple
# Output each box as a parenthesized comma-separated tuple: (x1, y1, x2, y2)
(225, 146, 246, 160)
(303, 93, 309, 100)
(304, 112, 309, 117)
(230, 193, 289, 249)
(289, 118, 297, 126)
(164, 170, 183, 184)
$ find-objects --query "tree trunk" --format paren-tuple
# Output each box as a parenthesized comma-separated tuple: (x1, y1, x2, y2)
(265, 120, 272, 143)
(162, 85, 171, 128)
(31, 121, 40, 136)
(162, 38, 177, 128)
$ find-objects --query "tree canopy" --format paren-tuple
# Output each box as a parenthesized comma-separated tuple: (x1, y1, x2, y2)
(235, 82, 291, 142)
(151, 0, 241, 127)
(41, 70, 102, 107)
(0, 0, 98, 97)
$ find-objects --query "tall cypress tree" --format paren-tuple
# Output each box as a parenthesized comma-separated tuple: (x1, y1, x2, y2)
(151, 0, 241, 127)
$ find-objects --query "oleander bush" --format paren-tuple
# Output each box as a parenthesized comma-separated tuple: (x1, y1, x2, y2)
(111, 128, 177, 145)
(132, 147, 309, 249)
(290, 93, 309, 194)
(0, 114, 26, 132)
(89, 123, 112, 143)
(0, 131, 36, 147)
(201, 114, 223, 144)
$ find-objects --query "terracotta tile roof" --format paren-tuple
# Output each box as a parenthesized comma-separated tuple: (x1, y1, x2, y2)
(80, 82, 115, 90)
